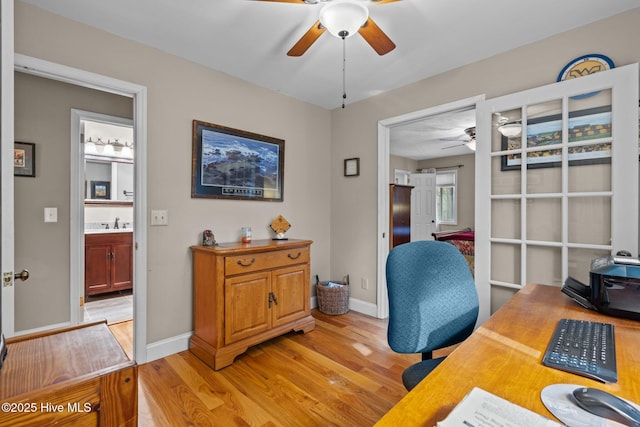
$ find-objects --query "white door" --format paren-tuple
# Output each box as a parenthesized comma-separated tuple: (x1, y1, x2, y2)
(475, 64, 639, 325)
(1, 1, 16, 337)
(410, 172, 436, 241)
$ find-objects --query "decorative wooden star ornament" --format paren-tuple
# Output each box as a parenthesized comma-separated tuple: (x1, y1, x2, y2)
(270, 215, 291, 240)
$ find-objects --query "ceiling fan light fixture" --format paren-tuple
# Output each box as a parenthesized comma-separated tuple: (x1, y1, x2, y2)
(319, 1, 369, 38)
(498, 123, 522, 138)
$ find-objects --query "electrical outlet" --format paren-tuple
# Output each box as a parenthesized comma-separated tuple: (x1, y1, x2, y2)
(361, 277, 368, 290)
(151, 210, 168, 226)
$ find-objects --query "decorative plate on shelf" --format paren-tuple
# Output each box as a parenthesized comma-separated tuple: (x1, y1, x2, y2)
(270, 215, 291, 240)
(557, 54, 614, 99)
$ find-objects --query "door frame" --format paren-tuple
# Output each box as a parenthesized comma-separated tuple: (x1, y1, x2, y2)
(13, 54, 148, 363)
(376, 95, 485, 319)
(1, 0, 15, 336)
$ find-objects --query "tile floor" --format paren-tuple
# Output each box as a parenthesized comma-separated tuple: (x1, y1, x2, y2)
(84, 292, 133, 324)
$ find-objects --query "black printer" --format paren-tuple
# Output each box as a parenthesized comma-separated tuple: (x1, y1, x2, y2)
(563, 255, 640, 321)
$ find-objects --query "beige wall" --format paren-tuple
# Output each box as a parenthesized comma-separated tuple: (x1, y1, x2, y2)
(14, 73, 133, 330)
(330, 8, 640, 305)
(14, 2, 332, 341)
(389, 154, 417, 183)
(13, 2, 640, 333)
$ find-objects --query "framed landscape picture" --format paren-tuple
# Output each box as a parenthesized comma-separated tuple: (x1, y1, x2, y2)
(501, 105, 612, 171)
(191, 120, 284, 201)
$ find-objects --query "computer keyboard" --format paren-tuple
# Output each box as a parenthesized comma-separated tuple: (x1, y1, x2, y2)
(542, 318, 617, 383)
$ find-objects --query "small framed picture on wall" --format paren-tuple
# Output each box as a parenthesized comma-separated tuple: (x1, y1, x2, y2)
(344, 157, 360, 177)
(14, 142, 36, 177)
(91, 181, 111, 200)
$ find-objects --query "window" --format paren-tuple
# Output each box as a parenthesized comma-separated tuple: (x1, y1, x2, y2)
(436, 170, 457, 225)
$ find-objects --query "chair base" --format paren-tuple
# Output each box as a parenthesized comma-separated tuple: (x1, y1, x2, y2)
(402, 357, 446, 391)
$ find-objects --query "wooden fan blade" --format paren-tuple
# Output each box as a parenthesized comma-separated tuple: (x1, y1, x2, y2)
(287, 21, 326, 56)
(370, 0, 402, 4)
(359, 18, 396, 55)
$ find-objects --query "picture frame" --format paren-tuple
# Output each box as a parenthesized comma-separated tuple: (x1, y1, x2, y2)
(90, 181, 111, 200)
(501, 106, 611, 171)
(344, 157, 360, 177)
(192, 120, 284, 201)
(14, 142, 36, 177)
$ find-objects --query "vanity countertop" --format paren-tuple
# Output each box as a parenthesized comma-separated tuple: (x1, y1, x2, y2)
(84, 229, 133, 234)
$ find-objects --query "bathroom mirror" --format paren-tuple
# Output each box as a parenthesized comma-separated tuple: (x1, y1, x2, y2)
(85, 157, 133, 205)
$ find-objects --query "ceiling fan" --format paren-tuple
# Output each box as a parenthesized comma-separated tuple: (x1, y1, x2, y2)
(441, 127, 476, 150)
(255, 0, 400, 56)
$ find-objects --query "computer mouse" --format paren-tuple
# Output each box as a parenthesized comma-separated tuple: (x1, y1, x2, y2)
(572, 387, 640, 427)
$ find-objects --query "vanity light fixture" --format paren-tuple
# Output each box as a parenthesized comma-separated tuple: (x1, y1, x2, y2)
(84, 137, 134, 158)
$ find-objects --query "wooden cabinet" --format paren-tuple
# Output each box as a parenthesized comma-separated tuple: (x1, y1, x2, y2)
(190, 239, 315, 370)
(0, 322, 137, 426)
(389, 184, 413, 248)
(85, 232, 133, 296)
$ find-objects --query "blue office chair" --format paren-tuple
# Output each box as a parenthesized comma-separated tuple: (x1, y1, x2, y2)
(386, 240, 479, 391)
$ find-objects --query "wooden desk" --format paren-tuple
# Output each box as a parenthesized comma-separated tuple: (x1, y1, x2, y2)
(0, 322, 137, 426)
(376, 284, 640, 426)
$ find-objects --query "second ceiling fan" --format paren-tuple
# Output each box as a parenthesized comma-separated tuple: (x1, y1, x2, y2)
(256, 0, 400, 56)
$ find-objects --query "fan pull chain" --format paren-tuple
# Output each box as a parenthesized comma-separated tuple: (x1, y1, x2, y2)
(342, 34, 347, 109)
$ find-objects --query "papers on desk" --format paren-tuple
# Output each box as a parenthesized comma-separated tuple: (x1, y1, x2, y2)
(437, 387, 562, 427)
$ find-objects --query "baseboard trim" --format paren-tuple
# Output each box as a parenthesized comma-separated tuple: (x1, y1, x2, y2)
(311, 296, 379, 318)
(146, 298, 380, 362)
(12, 321, 71, 337)
(146, 331, 192, 362)
(347, 297, 379, 317)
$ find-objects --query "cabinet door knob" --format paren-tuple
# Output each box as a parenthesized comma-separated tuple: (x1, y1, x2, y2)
(288, 252, 302, 260)
(237, 258, 255, 267)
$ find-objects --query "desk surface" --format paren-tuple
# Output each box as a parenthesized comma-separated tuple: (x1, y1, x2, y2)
(376, 284, 640, 426)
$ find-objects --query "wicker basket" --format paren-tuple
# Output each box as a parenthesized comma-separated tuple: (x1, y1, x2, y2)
(316, 275, 349, 315)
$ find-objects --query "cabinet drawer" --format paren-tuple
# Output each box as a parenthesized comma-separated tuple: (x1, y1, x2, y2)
(225, 247, 310, 276)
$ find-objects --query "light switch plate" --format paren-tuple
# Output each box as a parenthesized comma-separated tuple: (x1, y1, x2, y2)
(151, 210, 168, 226)
(44, 207, 58, 223)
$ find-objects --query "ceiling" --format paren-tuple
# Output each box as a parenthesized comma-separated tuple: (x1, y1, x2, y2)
(20, 0, 638, 160)
(21, 0, 639, 111)
(390, 107, 477, 160)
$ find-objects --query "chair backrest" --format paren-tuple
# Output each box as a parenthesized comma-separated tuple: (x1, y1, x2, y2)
(386, 240, 479, 354)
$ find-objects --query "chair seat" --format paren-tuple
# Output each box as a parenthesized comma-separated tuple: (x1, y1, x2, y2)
(402, 356, 446, 391)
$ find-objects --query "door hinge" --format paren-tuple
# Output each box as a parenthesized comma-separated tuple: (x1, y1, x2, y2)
(3, 272, 13, 288)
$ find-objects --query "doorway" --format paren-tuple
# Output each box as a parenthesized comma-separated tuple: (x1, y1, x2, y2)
(376, 95, 485, 319)
(10, 54, 149, 363)
(74, 111, 134, 327)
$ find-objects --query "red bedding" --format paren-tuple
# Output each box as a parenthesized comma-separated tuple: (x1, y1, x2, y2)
(432, 229, 475, 273)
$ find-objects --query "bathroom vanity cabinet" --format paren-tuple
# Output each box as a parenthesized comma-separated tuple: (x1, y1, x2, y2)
(190, 239, 315, 370)
(85, 231, 133, 296)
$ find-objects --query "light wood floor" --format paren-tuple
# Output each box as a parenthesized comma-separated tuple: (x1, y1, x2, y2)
(113, 310, 421, 426)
